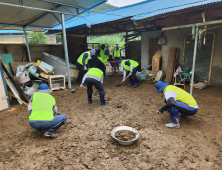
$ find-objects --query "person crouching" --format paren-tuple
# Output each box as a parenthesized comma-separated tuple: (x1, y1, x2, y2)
(28, 84, 67, 138)
(80, 68, 108, 105)
(155, 81, 198, 128)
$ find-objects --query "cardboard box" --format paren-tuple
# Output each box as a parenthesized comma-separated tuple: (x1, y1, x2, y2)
(152, 50, 162, 77)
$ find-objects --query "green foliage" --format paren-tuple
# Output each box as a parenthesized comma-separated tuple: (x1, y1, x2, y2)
(90, 35, 125, 49)
(27, 32, 47, 44)
(56, 35, 62, 44)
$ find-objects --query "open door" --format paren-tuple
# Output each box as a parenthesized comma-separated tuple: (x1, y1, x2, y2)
(183, 33, 215, 83)
(0, 62, 10, 111)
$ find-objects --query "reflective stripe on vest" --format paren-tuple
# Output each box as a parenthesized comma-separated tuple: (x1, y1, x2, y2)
(163, 85, 198, 107)
(114, 48, 120, 57)
(77, 51, 90, 65)
(122, 59, 139, 71)
(86, 68, 103, 80)
(29, 92, 55, 121)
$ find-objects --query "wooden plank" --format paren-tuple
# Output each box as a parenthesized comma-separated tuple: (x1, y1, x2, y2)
(165, 48, 177, 83)
(1, 61, 29, 103)
(0, 63, 10, 111)
(152, 50, 162, 78)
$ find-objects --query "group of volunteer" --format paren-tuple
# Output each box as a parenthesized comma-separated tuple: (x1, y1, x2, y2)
(27, 44, 198, 138)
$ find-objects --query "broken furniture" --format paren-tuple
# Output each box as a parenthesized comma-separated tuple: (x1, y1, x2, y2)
(174, 71, 185, 90)
(48, 75, 66, 90)
(152, 50, 162, 81)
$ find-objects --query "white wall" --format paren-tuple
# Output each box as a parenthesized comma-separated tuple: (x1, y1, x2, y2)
(141, 30, 161, 69)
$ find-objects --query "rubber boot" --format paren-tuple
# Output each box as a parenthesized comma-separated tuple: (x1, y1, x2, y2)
(88, 93, 92, 104)
(44, 121, 64, 138)
(127, 77, 133, 86)
(165, 108, 180, 128)
(100, 95, 109, 105)
(134, 77, 139, 88)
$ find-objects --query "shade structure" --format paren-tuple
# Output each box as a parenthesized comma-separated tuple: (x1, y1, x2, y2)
(0, 0, 107, 31)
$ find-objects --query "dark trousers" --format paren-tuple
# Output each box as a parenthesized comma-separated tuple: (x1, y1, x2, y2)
(126, 66, 139, 78)
(76, 62, 87, 79)
(96, 59, 106, 76)
(85, 78, 106, 96)
(29, 114, 67, 131)
(174, 101, 198, 116)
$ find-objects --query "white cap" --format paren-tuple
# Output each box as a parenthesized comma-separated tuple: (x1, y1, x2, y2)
(90, 49, 96, 55)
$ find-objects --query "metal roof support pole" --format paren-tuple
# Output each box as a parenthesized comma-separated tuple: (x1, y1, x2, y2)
(61, 13, 71, 89)
(190, 26, 198, 95)
(23, 27, 31, 62)
(125, 32, 128, 59)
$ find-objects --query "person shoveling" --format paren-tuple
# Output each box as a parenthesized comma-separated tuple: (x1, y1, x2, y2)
(28, 84, 67, 138)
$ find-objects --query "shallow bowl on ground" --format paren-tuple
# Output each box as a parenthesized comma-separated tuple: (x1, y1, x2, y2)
(111, 126, 140, 146)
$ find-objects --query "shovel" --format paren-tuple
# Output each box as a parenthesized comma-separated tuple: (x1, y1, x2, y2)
(82, 86, 108, 101)
(115, 74, 131, 87)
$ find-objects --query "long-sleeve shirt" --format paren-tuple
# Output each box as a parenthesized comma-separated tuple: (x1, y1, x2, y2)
(123, 61, 133, 79)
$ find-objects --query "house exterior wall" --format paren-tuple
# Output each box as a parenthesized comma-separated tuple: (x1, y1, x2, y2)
(128, 40, 141, 62)
(141, 30, 161, 69)
(141, 26, 222, 86)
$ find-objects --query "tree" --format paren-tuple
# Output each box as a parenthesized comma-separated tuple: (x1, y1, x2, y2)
(27, 32, 47, 44)
(56, 35, 62, 44)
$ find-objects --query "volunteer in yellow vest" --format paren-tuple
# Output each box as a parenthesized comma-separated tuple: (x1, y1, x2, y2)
(76, 49, 96, 80)
(28, 84, 67, 138)
(113, 44, 122, 71)
(121, 59, 139, 88)
(155, 81, 198, 128)
(97, 44, 112, 76)
(80, 68, 108, 105)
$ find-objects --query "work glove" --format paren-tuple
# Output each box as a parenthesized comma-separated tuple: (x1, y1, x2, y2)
(80, 84, 83, 88)
(157, 107, 164, 114)
(94, 90, 99, 95)
(84, 66, 87, 70)
(129, 72, 132, 76)
(54, 112, 57, 116)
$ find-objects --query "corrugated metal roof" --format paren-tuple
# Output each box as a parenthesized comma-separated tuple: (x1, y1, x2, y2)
(0, 0, 107, 31)
(48, 0, 222, 33)
(132, 0, 222, 20)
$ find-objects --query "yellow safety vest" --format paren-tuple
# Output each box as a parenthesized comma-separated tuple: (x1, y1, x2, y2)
(29, 92, 55, 121)
(86, 68, 103, 80)
(114, 48, 120, 57)
(77, 51, 90, 65)
(122, 59, 139, 71)
(163, 85, 197, 107)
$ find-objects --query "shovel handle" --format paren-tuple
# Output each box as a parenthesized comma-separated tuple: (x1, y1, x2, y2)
(114, 70, 121, 75)
(117, 74, 131, 86)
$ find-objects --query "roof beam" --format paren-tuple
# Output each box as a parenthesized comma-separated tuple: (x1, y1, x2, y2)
(38, 0, 88, 11)
(24, 4, 62, 27)
(0, 2, 77, 16)
(51, 13, 62, 24)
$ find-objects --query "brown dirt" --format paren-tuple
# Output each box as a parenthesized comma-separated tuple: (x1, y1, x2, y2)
(115, 130, 136, 141)
(0, 72, 222, 169)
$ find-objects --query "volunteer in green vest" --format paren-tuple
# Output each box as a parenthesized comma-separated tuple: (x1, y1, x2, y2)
(28, 84, 67, 138)
(76, 49, 96, 80)
(97, 44, 112, 76)
(155, 81, 198, 128)
(120, 59, 139, 88)
(80, 68, 108, 105)
(113, 44, 122, 71)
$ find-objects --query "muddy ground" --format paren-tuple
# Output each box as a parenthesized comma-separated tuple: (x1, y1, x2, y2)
(0, 73, 222, 170)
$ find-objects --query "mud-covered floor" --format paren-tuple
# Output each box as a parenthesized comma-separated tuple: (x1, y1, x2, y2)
(0, 74, 222, 170)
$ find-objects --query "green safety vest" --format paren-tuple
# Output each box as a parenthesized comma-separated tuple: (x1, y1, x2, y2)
(77, 51, 90, 66)
(163, 85, 198, 107)
(86, 68, 103, 80)
(29, 92, 55, 121)
(98, 55, 109, 64)
(114, 48, 120, 57)
(122, 59, 139, 71)
(99, 48, 105, 57)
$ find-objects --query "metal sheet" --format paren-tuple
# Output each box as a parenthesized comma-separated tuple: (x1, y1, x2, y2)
(0, 0, 107, 31)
